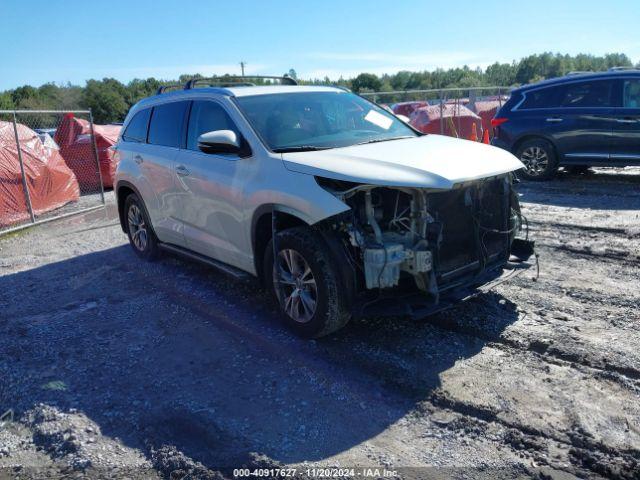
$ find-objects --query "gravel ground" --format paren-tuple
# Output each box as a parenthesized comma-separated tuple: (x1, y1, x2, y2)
(0, 168, 639, 479)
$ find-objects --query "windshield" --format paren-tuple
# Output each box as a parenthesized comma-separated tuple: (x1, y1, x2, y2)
(235, 91, 418, 152)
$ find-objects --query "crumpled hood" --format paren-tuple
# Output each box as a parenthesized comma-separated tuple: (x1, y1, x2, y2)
(281, 134, 524, 189)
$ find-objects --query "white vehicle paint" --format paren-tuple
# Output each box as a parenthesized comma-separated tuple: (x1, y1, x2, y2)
(282, 133, 524, 189)
(115, 79, 532, 337)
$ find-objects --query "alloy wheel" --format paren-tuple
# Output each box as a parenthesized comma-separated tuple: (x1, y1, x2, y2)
(520, 146, 549, 176)
(127, 204, 148, 252)
(273, 249, 318, 323)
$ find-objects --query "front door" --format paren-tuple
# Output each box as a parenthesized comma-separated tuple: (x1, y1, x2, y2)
(174, 100, 252, 270)
(610, 77, 640, 166)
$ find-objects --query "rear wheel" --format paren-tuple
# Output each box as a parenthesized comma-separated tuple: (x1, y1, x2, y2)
(516, 138, 558, 180)
(264, 227, 351, 338)
(125, 193, 159, 261)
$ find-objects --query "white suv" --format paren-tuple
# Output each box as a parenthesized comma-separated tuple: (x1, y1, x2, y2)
(114, 76, 533, 337)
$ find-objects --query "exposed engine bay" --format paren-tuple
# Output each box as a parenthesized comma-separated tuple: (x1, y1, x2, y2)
(316, 174, 531, 311)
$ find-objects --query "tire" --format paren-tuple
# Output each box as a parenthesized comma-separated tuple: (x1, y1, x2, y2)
(515, 138, 558, 180)
(124, 193, 159, 261)
(263, 227, 351, 338)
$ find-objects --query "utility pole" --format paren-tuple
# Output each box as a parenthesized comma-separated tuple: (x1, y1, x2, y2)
(240, 61, 247, 76)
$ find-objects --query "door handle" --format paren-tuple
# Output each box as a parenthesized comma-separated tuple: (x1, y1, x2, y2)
(616, 118, 637, 124)
(134, 155, 143, 164)
(175, 165, 190, 176)
(546, 117, 563, 123)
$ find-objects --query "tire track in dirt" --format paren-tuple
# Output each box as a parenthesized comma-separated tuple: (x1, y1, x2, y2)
(528, 220, 631, 236)
(425, 391, 640, 480)
(109, 260, 581, 475)
(425, 311, 640, 384)
(125, 257, 640, 479)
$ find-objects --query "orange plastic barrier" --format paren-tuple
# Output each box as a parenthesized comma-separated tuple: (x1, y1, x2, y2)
(392, 101, 430, 117)
(0, 121, 80, 227)
(54, 115, 121, 189)
(409, 104, 482, 140)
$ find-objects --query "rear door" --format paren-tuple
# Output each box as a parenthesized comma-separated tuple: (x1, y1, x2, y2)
(142, 100, 190, 246)
(510, 84, 567, 149)
(610, 77, 640, 165)
(546, 79, 617, 164)
(173, 99, 252, 270)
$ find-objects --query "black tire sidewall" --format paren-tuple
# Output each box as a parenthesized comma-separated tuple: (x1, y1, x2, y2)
(516, 139, 558, 181)
(263, 228, 349, 338)
(124, 194, 158, 260)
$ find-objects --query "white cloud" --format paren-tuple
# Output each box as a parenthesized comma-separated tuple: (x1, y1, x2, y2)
(310, 51, 486, 65)
(298, 51, 503, 79)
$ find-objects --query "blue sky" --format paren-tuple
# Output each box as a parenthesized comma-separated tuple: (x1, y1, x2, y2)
(2, 0, 639, 90)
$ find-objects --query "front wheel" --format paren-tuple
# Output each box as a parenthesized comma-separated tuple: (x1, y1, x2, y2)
(263, 227, 351, 338)
(516, 138, 558, 180)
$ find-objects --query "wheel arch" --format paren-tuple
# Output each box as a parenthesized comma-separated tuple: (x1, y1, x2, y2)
(252, 205, 358, 305)
(511, 134, 559, 159)
(116, 180, 156, 236)
(251, 205, 310, 283)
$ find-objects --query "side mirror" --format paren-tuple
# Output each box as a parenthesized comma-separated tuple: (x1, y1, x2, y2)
(197, 130, 240, 154)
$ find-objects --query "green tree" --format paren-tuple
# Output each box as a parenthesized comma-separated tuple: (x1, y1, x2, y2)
(1, 51, 637, 120)
(286, 68, 297, 80)
(0, 92, 14, 109)
(128, 78, 161, 104)
(11, 85, 39, 107)
(486, 62, 517, 86)
(351, 73, 382, 93)
(81, 78, 129, 123)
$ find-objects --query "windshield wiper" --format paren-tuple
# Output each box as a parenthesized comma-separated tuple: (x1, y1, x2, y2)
(355, 136, 414, 146)
(273, 145, 333, 153)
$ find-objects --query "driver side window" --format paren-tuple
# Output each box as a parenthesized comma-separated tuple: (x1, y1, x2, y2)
(186, 101, 240, 152)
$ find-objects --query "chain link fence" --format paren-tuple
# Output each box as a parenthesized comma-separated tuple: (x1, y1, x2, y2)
(361, 86, 511, 141)
(0, 110, 107, 235)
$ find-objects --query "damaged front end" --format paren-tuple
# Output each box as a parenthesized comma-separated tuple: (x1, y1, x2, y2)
(315, 174, 535, 318)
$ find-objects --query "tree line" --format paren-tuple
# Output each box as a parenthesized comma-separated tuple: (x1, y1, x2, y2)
(0, 52, 635, 124)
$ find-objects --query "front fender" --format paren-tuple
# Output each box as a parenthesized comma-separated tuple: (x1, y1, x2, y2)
(245, 171, 351, 228)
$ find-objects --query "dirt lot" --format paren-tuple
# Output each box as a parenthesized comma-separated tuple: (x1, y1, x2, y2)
(1, 168, 639, 480)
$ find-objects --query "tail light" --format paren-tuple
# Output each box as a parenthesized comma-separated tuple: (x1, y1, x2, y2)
(491, 117, 508, 128)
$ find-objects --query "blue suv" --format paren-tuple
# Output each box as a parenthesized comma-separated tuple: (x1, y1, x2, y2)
(492, 69, 640, 180)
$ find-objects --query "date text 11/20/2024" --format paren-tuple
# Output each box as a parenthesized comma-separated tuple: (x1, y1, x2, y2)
(233, 467, 399, 478)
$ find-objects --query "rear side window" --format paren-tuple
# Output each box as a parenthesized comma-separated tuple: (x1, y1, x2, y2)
(519, 86, 563, 109)
(623, 79, 640, 108)
(559, 80, 613, 108)
(122, 108, 150, 143)
(186, 101, 240, 151)
(148, 101, 189, 148)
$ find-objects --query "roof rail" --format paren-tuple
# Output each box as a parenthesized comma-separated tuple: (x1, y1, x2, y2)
(156, 84, 183, 95)
(183, 75, 297, 90)
(566, 71, 592, 76)
(608, 66, 640, 72)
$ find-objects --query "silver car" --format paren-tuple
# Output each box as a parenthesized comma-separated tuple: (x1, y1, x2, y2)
(114, 76, 533, 337)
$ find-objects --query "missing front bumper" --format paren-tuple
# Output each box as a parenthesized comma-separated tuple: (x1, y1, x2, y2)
(353, 239, 535, 320)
